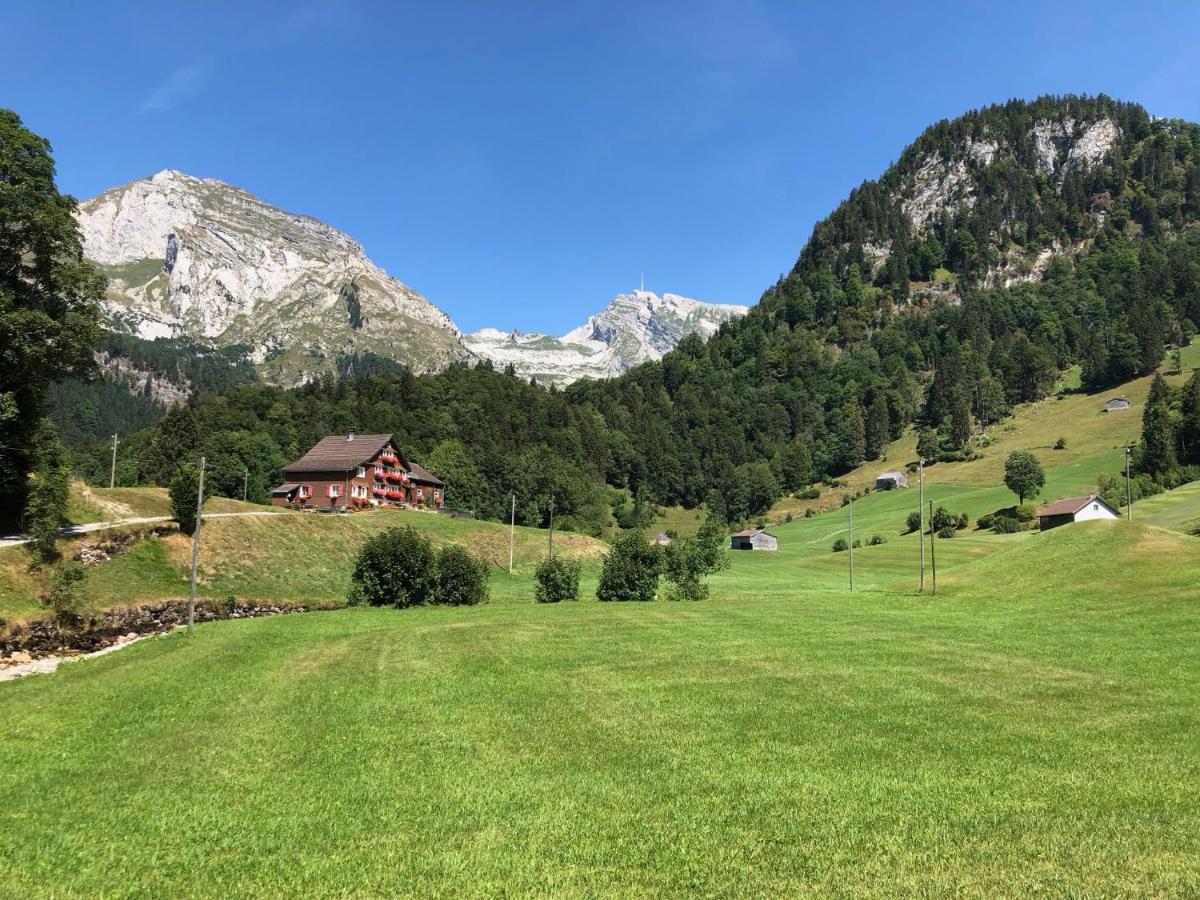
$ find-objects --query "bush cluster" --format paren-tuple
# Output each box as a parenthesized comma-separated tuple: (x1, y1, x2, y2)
(832, 538, 848, 553)
(348, 525, 489, 608)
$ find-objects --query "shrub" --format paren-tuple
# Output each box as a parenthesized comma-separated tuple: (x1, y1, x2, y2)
(956, 512, 970, 529)
(435, 544, 489, 606)
(937, 525, 957, 539)
(804, 508, 815, 518)
(852, 539, 861, 549)
(930, 506, 957, 532)
(784, 512, 793, 523)
(660, 514, 729, 601)
(868, 535, 886, 546)
(597, 531, 661, 601)
(348, 525, 436, 607)
(1014, 503, 1037, 522)
(991, 516, 1026, 534)
(832, 538, 848, 552)
(905, 511, 922, 533)
(535, 555, 581, 603)
(800, 487, 820, 500)
(977, 513, 995, 530)
(1054, 437, 1067, 450)
(41, 562, 85, 628)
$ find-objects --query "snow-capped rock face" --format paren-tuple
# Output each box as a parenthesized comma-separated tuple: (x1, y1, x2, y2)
(466, 290, 748, 385)
(76, 170, 467, 383)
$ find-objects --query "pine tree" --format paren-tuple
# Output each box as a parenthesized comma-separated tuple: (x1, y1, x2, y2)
(1140, 374, 1178, 479)
(865, 393, 890, 460)
(1179, 371, 1200, 464)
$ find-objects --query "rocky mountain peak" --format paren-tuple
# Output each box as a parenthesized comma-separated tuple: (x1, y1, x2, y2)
(76, 171, 466, 383)
(466, 290, 748, 385)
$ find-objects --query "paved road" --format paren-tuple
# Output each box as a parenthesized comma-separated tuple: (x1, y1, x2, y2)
(0, 511, 283, 550)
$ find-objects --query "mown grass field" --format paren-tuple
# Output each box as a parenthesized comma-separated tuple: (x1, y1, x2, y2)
(2, 521, 1198, 895)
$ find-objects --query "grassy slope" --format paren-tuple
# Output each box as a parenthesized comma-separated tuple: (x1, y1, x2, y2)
(1, 521, 1197, 895)
(0, 509, 607, 620)
(771, 337, 1200, 520)
(66, 483, 272, 524)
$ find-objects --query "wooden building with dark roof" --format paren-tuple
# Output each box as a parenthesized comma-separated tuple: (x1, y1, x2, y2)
(272, 433, 444, 511)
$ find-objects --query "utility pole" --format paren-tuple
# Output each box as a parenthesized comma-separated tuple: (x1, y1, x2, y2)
(548, 495, 555, 560)
(508, 494, 516, 575)
(929, 499, 937, 597)
(918, 459, 925, 593)
(187, 457, 206, 636)
(848, 496, 855, 591)
(1124, 445, 1133, 520)
(109, 433, 119, 489)
(242, 468, 249, 503)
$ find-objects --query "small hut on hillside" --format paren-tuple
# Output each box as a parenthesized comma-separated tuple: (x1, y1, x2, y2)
(875, 471, 909, 490)
(1104, 398, 1130, 412)
(730, 528, 778, 551)
(650, 533, 673, 546)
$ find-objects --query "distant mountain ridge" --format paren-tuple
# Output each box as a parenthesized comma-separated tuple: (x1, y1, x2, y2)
(465, 290, 749, 384)
(76, 172, 741, 387)
(75, 170, 468, 384)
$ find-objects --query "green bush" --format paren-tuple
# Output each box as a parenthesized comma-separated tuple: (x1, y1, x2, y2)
(930, 506, 957, 532)
(597, 531, 660, 602)
(1014, 503, 1037, 522)
(956, 512, 970, 529)
(535, 555, 581, 603)
(435, 544, 489, 606)
(804, 508, 815, 518)
(832, 538, 848, 553)
(937, 525, 957, 539)
(991, 516, 1026, 534)
(661, 515, 729, 602)
(799, 487, 820, 500)
(1054, 437, 1067, 450)
(348, 525, 436, 608)
(868, 535, 886, 546)
(977, 513, 995, 530)
(41, 562, 85, 628)
(906, 511, 922, 533)
(852, 539, 861, 549)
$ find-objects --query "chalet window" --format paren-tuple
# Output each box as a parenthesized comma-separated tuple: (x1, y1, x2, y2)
(357, 466, 366, 478)
(299, 485, 310, 498)
(329, 484, 341, 498)
(1093, 504, 1099, 511)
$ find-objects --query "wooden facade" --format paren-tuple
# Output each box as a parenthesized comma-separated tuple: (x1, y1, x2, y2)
(272, 434, 445, 511)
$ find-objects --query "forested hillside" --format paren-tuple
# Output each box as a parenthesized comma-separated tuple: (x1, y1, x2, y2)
(65, 96, 1200, 529)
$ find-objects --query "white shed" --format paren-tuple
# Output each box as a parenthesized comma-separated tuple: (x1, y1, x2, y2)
(1036, 494, 1120, 531)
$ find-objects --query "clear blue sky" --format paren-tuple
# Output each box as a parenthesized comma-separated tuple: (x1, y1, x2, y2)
(4, 1, 1200, 334)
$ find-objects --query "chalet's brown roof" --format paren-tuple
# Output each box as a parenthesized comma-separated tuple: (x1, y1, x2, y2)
(406, 461, 444, 487)
(272, 483, 301, 494)
(285, 434, 399, 474)
(1037, 495, 1115, 517)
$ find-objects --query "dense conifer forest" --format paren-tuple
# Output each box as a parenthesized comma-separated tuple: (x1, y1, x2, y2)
(55, 96, 1200, 533)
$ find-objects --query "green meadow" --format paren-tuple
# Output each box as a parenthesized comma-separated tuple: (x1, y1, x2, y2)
(2, 520, 1199, 896)
(4, 351, 1200, 895)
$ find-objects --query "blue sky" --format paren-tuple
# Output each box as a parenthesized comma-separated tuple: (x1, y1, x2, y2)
(4, 1, 1200, 334)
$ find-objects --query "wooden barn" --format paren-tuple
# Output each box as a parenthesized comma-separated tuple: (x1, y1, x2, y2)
(1103, 397, 1130, 412)
(730, 528, 778, 551)
(273, 433, 444, 511)
(1036, 494, 1120, 531)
